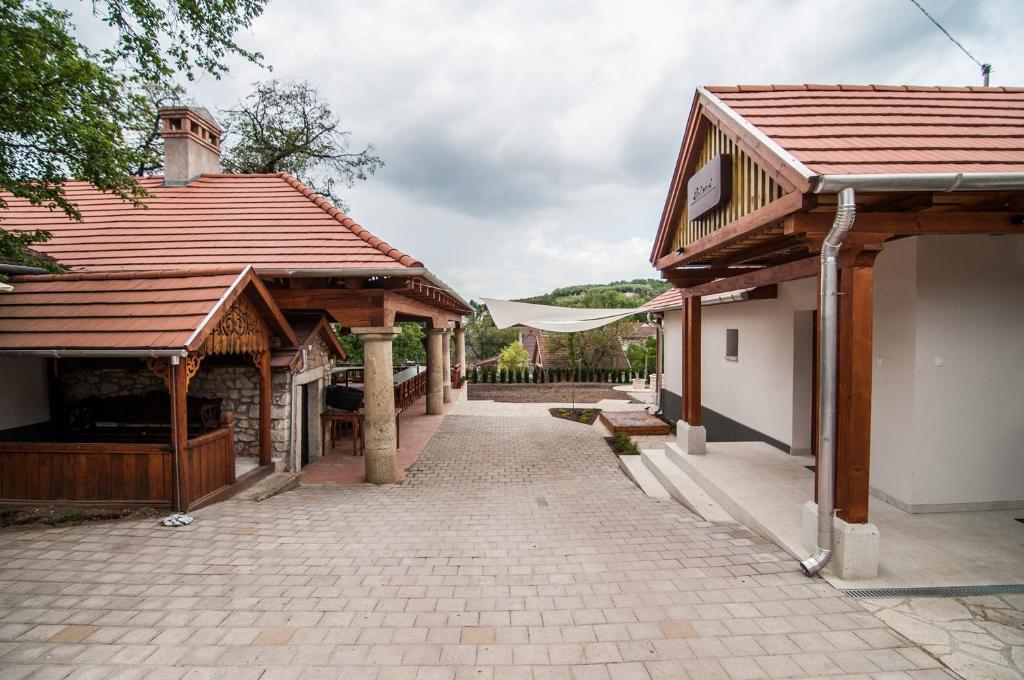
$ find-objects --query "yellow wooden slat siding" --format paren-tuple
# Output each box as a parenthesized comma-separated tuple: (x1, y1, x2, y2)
(672, 123, 781, 251)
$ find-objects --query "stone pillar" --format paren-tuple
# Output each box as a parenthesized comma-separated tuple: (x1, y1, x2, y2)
(442, 327, 452, 404)
(351, 327, 400, 484)
(454, 327, 466, 388)
(425, 328, 445, 415)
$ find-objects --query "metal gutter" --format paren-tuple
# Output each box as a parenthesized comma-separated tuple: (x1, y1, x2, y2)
(0, 348, 188, 358)
(800, 187, 856, 577)
(697, 87, 817, 183)
(813, 172, 1024, 194)
(0, 263, 48, 276)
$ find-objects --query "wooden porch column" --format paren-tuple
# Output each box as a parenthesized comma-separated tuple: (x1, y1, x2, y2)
(257, 350, 272, 467)
(677, 295, 706, 454)
(683, 296, 702, 426)
(425, 328, 445, 415)
(169, 358, 190, 511)
(834, 255, 878, 524)
(352, 326, 401, 484)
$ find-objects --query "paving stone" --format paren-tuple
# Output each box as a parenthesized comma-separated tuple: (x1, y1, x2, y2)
(0, 409, 993, 680)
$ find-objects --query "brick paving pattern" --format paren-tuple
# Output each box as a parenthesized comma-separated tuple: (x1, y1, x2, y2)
(0, 408, 956, 679)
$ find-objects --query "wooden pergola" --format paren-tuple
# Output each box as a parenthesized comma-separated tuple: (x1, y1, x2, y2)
(0, 267, 297, 511)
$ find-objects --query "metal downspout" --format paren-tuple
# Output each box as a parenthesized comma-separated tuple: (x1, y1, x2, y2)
(800, 187, 856, 577)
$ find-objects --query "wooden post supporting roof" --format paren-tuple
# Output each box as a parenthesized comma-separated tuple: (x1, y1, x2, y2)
(834, 254, 878, 524)
(170, 359, 190, 512)
(683, 296, 702, 426)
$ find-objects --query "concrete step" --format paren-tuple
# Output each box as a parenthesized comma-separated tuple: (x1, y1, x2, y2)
(235, 472, 299, 502)
(618, 455, 669, 498)
(642, 448, 735, 523)
(663, 442, 801, 554)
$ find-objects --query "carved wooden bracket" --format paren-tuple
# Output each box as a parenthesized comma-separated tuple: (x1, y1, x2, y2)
(145, 354, 203, 391)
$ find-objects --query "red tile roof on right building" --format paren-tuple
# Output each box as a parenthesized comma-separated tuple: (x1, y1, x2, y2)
(704, 84, 1024, 175)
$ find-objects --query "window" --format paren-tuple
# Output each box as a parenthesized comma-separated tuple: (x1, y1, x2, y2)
(725, 328, 739, 361)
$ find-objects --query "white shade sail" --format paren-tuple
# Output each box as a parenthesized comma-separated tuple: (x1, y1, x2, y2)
(480, 297, 644, 333)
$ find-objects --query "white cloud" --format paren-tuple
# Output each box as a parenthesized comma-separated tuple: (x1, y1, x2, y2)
(58, 0, 1024, 302)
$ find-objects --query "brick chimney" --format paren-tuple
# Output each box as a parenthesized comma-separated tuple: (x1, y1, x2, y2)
(159, 106, 222, 185)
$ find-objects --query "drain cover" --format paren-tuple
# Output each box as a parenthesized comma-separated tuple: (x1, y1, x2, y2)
(844, 584, 1024, 598)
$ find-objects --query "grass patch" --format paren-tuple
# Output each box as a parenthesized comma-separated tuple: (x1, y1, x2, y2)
(605, 432, 640, 455)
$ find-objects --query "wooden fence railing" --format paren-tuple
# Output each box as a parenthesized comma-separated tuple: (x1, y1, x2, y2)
(0, 441, 172, 504)
(468, 367, 649, 385)
(184, 426, 235, 507)
(395, 370, 427, 409)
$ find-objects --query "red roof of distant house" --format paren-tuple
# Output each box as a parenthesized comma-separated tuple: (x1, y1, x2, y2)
(705, 84, 1024, 175)
(640, 288, 682, 313)
(2, 173, 422, 273)
(0, 267, 296, 353)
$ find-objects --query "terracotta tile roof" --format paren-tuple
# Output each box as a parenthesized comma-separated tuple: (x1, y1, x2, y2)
(1, 173, 422, 272)
(640, 288, 682, 313)
(706, 85, 1024, 174)
(0, 267, 294, 354)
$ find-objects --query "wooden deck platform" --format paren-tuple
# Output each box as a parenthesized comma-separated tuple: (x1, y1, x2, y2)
(599, 411, 670, 436)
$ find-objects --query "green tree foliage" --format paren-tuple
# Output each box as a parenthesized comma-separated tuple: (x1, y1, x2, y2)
(0, 1, 148, 221)
(545, 322, 626, 372)
(626, 336, 656, 374)
(497, 342, 530, 373)
(464, 306, 519, 366)
(517, 279, 670, 308)
(333, 322, 426, 366)
(220, 80, 383, 211)
(0, 0, 265, 268)
(392, 322, 427, 365)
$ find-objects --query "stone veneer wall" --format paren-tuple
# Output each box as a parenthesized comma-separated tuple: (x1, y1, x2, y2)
(64, 362, 263, 458)
(190, 366, 260, 457)
(62, 332, 336, 466)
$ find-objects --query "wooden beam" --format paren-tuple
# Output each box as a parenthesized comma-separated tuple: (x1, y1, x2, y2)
(656, 191, 808, 270)
(788, 210, 1024, 236)
(169, 359, 190, 512)
(834, 258, 877, 524)
(258, 350, 271, 467)
(683, 297, 702, 426)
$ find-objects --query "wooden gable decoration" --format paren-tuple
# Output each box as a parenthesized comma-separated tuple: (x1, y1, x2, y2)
(670, 119, 785, 254)
(203, 293, 272, 357)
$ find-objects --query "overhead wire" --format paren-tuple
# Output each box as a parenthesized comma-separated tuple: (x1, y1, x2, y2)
(907, 0, 992, 83)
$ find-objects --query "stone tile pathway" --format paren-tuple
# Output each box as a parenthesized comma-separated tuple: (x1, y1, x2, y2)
(862, 594, 1024, 680)
(0, 402, 956, 679)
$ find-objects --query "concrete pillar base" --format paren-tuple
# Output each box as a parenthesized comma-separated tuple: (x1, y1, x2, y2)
(676, 420, 706, 455)
(802, 501, 880, 580)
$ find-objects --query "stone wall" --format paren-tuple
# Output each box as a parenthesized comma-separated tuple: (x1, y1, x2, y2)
(66, 365, 164, 401)
(190, 366, 260, 457)
(271, 370, 291, 461)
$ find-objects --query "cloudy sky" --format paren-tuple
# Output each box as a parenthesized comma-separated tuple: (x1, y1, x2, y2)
(66, 0, 1024, 299)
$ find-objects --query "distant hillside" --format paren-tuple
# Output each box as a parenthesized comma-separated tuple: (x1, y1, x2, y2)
(515, 279, 670, 309)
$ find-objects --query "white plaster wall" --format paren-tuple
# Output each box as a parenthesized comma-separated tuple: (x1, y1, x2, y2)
(870, 238, 919, 505)
(911, 235, 1024, 506)
(662, 309, 682, 395)
(871, 235, 1024, 509)
(700, 278, 817, 446)
(0, 357, 49, 429)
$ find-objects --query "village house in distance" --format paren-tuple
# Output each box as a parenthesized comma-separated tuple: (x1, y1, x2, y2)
(644, 84, 1024, 579)
(0, 106, 470, 512)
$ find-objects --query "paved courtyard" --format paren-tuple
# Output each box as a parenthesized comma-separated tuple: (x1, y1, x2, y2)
(0, 405, 956, 679)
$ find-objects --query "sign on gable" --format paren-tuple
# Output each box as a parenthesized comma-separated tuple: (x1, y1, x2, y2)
(687, 154, 731, 220)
